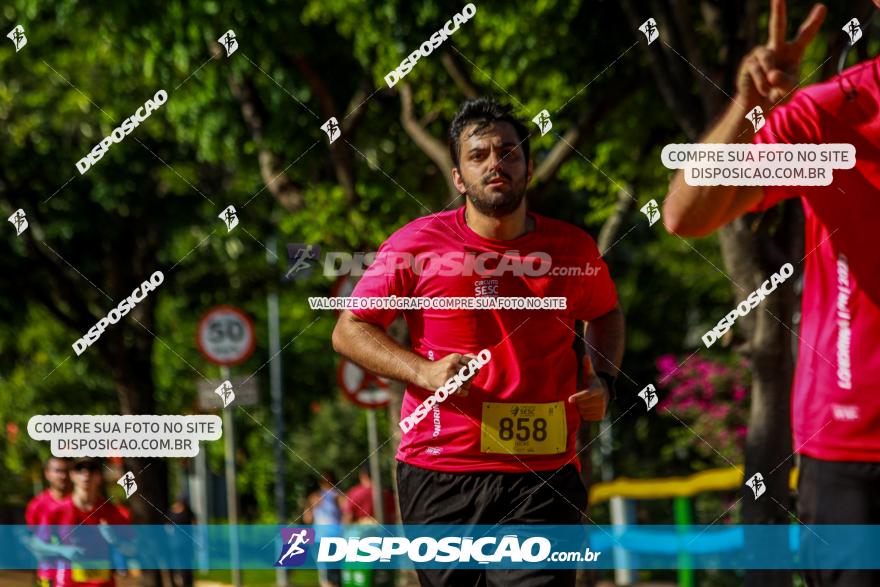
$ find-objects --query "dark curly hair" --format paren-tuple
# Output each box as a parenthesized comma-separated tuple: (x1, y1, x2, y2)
(448, 97, 530, 169)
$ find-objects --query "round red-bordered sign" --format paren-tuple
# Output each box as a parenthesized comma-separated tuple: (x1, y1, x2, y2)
(337, 358, 391, 409)
(196, 305, 256, 366)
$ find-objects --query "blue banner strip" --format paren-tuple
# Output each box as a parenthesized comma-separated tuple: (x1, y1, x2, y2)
(5, 524, 880, 569)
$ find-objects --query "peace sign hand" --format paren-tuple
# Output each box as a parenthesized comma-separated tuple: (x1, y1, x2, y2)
(736, 0, 826, 108)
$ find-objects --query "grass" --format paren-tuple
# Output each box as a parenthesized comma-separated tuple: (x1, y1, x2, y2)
(0, 569, 322, 587)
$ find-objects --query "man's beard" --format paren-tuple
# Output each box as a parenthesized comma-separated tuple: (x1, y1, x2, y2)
(465, 171, 527, 218)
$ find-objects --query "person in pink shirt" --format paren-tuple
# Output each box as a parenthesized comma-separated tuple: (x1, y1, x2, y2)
(25, 457, 71, 587)
(37, 458, 134, 587)
(332, 96, 625, 587)
(341, 467, 396, 524)
(26, 458, 71, 527)
(664, 1, 880, 585)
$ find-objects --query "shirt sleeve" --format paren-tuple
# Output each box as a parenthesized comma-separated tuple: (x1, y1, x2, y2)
(567, 236, 618, 321)
(340, 492, 354, 516)
(106, 504, 135, 541)
(349, 236, 416, 329)
(111, 504, 131, 524)
(34, 502, 58, 543)
(749, 91, 822, 212)
(24, 496, 39, 526)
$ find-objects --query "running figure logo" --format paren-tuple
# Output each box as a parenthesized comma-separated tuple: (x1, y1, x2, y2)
(639, 18, 659, 45)
(640, 199, 661, 227)
(843, 18, 862, 45)
(215, 380, 236, 408)
(746, 106, 765, 133)
(532, 110, 552, 137)
(219, 205, 239, 232)
(638, 383, 658, 411)
(117, 471, 138, 498)
(7, 25, 26, 52)
(218, 29, 238, 57)
(8, 209, 28, 236)
(284, 244, 320, 282)
(745, 472, 766, 500)
(276, 528, 315, 567)
(321, 117, 341, 144)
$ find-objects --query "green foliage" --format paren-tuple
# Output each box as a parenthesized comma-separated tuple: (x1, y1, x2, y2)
(0, 0, 838, 539)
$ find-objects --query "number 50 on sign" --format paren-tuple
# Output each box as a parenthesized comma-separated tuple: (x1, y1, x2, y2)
(196, 305, 256, 366)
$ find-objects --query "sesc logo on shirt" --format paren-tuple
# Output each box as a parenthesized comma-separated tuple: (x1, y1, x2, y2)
(474, 278, 498, 297)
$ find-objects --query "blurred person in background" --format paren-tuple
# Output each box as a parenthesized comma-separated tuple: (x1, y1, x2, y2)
(302, 471, 343, 587)
(342, 467, 396, 524)
(38, 457, 133, 587)
(166, 495, 196, 587)
(25, 457, 71, 587)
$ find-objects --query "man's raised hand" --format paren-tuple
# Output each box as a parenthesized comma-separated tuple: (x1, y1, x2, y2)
(736, 0, 826, 108)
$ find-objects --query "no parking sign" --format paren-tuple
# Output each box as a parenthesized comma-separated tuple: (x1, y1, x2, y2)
(337, 359, 391, 409)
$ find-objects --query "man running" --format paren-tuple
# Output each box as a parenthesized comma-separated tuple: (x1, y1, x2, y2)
(332, 97, 625, 586)
(38, 458, 133, 587)
(663, 1, 880, 585)
(25, 457, 71, 587)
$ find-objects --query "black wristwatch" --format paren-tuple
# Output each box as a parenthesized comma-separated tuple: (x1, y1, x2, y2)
(595, 371, 617, 401)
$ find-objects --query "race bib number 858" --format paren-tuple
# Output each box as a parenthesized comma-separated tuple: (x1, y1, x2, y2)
(480, 402, 566, 455)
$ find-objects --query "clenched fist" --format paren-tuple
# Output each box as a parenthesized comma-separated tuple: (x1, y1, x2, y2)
(418, 352, 480, 397)
(567, 356, 609, 421)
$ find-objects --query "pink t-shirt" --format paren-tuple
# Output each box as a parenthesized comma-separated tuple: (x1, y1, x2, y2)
(26, 489, 66, 526)
(350, 207, 618, 472)
(343, 484, 397, 523)
(751, 55, 880, 461)
(26, 489, 67, 581)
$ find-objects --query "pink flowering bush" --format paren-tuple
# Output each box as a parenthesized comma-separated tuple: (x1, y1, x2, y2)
(656, 354, 751, 467)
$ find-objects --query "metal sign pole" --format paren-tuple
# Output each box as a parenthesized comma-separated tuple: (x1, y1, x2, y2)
(221, 365, 242, 587)
(196, 305, 254, 587)
(267, 236, 288, 587)
(193, 448, 209, 571)
(366, 409, 384, 524)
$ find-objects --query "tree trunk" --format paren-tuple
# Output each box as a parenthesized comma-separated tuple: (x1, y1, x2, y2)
(576, 186, 635, 587)
(718, 201, 802, 587)
(108, 324, 170, 587)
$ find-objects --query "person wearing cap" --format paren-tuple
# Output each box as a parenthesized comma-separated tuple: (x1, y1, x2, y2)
(37, 458, 133, 587)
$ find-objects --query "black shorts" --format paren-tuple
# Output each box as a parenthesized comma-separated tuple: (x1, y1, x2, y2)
(798, 454, 880, 587)
(396, 461, 588, 587)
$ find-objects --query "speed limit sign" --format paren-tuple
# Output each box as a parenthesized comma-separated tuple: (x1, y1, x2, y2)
(197, 305, 256, 366)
